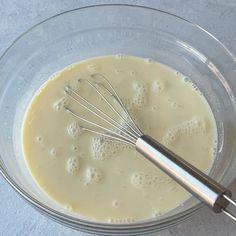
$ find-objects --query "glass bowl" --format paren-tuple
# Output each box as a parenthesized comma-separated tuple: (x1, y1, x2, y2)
(0, 4, 236, 235)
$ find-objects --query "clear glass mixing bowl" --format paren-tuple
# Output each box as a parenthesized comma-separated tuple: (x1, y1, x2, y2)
(0, 4, 236, 235)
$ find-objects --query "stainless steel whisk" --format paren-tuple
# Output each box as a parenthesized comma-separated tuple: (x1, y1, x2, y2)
(64, 73, 236, 221)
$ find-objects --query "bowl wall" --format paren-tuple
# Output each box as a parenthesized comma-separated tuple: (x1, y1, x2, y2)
(0, 4, 236, 235)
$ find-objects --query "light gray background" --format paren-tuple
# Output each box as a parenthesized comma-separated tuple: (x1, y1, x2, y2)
(0, 1, 236, 235)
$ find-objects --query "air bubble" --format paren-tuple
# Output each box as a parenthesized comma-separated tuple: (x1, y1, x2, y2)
(151, 81, 163, 92)
(171, 101, 179, 108)
(183, 77, 190, 83)
(71, 145, 79, 152)
(132, 82, 149, 107)
(212, 147, 217, 156)
(112, 200, 120, 207)
(85, 167, 104, 184)
(91, 136, 125, 160)
(151, 106, 159, 111)
(53, 97, 68, 111)
(158, 176, 173, 185)
(153, 211, 162, 217)
(50, 147, 58, 157)
(107, 217, 135, 224)
(130, 172, 159, 188)
(115, 54, 125, 59)
(191, 83, 199, 92)
(145, 58, 154, 64)
(87, 64, 98, 71)
(36, 136, 43, 142)
(162, 117, 207, 145)
(107, 218, 114, 223)
(114, 68, 122, 74)
(66, 156, 80, 175)
(64, 204, 72, 211)
(67, 121, 81, 138)
(130, 70, 136, 76)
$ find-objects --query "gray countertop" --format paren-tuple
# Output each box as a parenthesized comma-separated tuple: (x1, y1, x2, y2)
(0, 1, 236, 235)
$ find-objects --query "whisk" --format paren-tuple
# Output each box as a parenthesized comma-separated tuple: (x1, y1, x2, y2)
(64, 73, 236, 221)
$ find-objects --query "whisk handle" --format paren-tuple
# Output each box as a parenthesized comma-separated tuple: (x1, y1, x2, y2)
(136, 135, 231, 213)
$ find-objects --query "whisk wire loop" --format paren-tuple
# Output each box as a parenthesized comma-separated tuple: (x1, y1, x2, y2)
(64, 74, 143, 145)
(64, 86, 137, 142)
(78, 78, 140, 139)
(91, 73, 143, 136)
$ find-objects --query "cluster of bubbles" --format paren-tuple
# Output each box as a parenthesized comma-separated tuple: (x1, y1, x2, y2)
(66, 156, 80, 175)
(151, 80, 164, 93)
(153, 210, 162, 217)
(130, 172, 159, 189)
(158, 175, 173, 185)
(167, 97, 181, 109)
(115, 54, 126, 59)
(53, 97, 68, 111)
(66, 154, 104, 184)
(36, 136, 63, 158)
(114, 68, 123, 74)
(211, 143, 217, 157)
(67, 121, 82, 138)
(183, 77, 202, 95)
(132, 82, 149, 107)
(91, 136, 127, 160)
(162, 117, 207, 146)
(87, 63, 99, 72)
(130, 172, 173, 189)
(107, 217, 135, 224)
(85, 167, 104, 184)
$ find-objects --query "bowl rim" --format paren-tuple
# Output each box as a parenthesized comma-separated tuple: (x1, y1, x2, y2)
(0, 3, 235, 232)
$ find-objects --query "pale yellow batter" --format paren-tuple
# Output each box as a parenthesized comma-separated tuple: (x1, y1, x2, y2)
(22, 55, 217, 223)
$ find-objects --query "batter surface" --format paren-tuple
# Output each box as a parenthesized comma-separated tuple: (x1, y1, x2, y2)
(22, 55, 217, 223)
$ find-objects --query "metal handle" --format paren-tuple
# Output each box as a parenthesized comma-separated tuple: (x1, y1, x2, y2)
(136, 135, 236, 219)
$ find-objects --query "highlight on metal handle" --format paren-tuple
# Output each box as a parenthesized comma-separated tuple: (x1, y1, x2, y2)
(136, 135, 236, 221)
